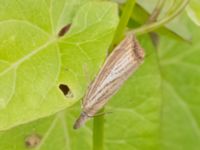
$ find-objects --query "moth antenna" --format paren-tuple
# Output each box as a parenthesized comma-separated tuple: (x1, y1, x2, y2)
(89, 111, 113, 117)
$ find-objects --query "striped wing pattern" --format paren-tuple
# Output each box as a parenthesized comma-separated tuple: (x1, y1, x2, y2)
(83, 34, 145, 116)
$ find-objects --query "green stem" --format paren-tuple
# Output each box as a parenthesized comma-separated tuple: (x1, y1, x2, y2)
(110, 0, 136, 51)
(166, 0, 178, 15)
(146, 0, 166, 24)
(92, 1, 136, 150)
(147, 0, 166, 48)
(129, 0, 189, 35)
(93, 108, 104, 150)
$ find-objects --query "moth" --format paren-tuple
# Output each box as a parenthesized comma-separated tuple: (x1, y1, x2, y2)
(73, 34, 145, 129)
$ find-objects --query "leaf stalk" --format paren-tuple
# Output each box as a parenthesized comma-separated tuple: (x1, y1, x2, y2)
(130, 0, 190, 35)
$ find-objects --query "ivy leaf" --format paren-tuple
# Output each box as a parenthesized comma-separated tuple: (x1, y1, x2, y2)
(0, 0, 118, 130)
(187, 0, 200, 26)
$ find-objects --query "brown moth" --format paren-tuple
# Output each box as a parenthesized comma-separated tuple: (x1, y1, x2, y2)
(73, 34, 145, 129)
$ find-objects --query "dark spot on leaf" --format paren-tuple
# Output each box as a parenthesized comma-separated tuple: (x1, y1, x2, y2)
(25, 133, 42, 148)
(58, 24, 71, 37)
(59, 84, 73, 98)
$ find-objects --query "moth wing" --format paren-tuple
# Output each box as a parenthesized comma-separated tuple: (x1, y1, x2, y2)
(82, 34, 144, 112)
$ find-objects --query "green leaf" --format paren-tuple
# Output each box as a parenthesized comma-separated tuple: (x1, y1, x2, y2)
(0, 0, 118, 130)
(158, 18, 200, 150)
(187, 0, 200, 26)
(1, 14, 199, 150)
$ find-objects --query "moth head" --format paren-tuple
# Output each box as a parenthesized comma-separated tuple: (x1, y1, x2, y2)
(73, 112, 89, 129)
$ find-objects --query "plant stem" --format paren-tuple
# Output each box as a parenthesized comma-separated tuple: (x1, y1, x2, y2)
(129, 0, 190, 35)
(166, 0, 178, 15)
(147, 0, 166, 48)
(110, 0, 136, 51)
(146, 0, 166, 24)
(92, 1, 136, 150)
(93, 108, 104, 150)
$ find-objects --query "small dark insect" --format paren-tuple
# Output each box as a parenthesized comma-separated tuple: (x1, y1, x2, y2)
(58, 24, 71, 37)
(73, 34, 145, 129)
(25, 133, 42, 148)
